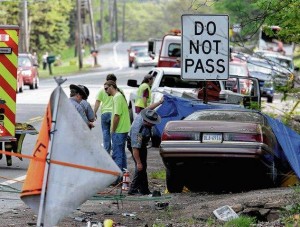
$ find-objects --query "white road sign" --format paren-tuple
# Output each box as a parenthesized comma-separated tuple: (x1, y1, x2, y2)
(181, 14, 229, 80)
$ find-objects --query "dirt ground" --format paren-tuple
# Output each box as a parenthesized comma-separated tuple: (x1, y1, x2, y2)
(0, 147, 295, 227)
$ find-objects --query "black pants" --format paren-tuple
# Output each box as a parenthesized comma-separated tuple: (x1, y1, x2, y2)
(129, 145, 150, 194)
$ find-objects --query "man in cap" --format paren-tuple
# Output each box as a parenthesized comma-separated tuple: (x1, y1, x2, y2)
(134, 74, 155, 114)
(81, 85, 95, 122)
(69, 84, 94, 129)
(128, 97, 164, 195)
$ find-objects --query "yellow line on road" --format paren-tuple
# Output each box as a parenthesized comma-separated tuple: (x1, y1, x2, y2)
(26, 116, 43, 124)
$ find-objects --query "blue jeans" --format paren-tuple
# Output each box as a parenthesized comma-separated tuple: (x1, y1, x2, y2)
(101, 112, 112, 153)
(111, 132, 128, 171)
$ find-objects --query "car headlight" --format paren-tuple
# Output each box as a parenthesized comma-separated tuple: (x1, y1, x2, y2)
(21, 70, 32, 76)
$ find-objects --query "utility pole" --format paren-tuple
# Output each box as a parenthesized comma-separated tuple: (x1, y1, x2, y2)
(114, 0, 118, 41)
(87, 0, 98, 66)
(122, 0, 125, 42)
(100, 0, 103, 43)
(109, 1, 113, 42)
(76, 0, 83, 69)
(23, 0, 29, 52)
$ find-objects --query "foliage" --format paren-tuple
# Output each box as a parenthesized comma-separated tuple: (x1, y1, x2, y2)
(29, 0, 74, 57)
(224, 215, 256, 227)
(281, 184, 300, 225)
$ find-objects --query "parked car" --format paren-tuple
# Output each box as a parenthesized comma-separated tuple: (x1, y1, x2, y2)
(132, 51, 158, 69)
(160, 109, 281, 192)
(127, 43, 147, 67)
(254, 51, 298, 86)
(247, 57, 274, 103)
(16, 68, 24, 93)
(229, 60, 251, 94)
(18, 53, 39, 90)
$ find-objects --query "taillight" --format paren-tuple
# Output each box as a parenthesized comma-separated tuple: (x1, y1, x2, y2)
(161, 131, 200, 141)
(223, 133, 262, 142)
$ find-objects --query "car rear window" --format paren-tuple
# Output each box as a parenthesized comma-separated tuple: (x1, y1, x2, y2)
(18, 56, 32, 67)
(159, 74, 199, 88)
(229, 64, 248, 77)
(131, 46, 147, 52)
(185, 110, 264, 124)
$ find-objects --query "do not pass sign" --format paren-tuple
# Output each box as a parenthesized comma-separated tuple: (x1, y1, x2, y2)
(181, 14, 229, 80)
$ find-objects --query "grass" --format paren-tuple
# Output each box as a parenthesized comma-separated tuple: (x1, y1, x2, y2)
(38, 45, 94, 78)
(149, 169, 166, 180)
(224, 216, 256, 227)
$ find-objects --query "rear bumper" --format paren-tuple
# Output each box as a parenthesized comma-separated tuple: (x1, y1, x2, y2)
(159, 141, 271, 159)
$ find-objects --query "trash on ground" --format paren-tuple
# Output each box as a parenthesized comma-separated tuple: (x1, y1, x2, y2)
(74, 216, 86, 222)
(155, 202, 169, 210)
(122, 212, 136, 217)
(213, 205, 238, 221)
(152, 190, 161, 197)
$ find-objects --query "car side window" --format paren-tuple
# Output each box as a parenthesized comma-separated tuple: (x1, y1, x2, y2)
(168, 43, 181, 57)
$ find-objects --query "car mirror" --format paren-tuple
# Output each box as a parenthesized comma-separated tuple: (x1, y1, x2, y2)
(127, 79, 139, 87)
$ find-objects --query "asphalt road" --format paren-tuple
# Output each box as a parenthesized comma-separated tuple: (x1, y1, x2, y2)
(0, 41, 151, 214)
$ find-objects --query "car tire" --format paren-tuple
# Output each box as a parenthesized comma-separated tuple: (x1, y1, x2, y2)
(35, 77, 39, 89)
(134, 63, 138, 69)
(129, 107, 134, 123)
(166, 167, 184, 193)
(270, 160, 278, 186)
(267, 96, 273, 103)
(19, 81, 24, 93)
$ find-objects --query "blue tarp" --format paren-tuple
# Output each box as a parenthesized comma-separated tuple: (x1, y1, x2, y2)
(155, 94, 300, 179)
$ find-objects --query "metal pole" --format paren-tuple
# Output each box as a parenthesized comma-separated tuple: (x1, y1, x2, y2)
(87, 0, 98, 66)
(122, 0, 125, 42)
(77, 0, 83, 69)
(23, 0, 29, 52)
(36, 87, 61, 226)
(100, 0, 103, 43)
(114, 0, 118, 41)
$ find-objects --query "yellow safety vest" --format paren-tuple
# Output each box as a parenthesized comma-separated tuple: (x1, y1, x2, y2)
(135, 83, 151, 108)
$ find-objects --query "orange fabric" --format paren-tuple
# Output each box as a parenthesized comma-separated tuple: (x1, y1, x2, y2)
(20, 103, 51, 198)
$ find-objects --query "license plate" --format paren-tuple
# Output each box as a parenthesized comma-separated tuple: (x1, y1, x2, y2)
(202, 133, 222, 143)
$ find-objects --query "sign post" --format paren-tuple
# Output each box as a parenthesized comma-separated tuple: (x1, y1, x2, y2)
(181, 14, 229, 81)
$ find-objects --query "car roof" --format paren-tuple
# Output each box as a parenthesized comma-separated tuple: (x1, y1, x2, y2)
(152, 67, 181, 75)
(130, 43, 147, 47)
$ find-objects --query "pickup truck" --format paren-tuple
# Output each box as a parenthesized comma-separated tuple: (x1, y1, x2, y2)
(127, 67, 201, 121)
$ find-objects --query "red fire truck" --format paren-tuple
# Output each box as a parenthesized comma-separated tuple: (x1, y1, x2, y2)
(0, 25, 37, 166)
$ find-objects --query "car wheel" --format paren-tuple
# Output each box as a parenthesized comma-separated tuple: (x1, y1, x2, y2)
(19, 81, 24, 93)
(270, 161, 278, 186)
(35, 77, 39, 89)
(134, 63, 138, 69)
(129, 107, 134, 123)
(166, 167, 184, 193)
(267, 96, 273, 103)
